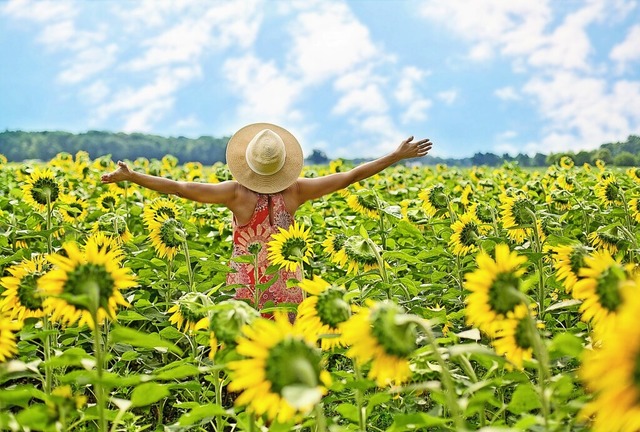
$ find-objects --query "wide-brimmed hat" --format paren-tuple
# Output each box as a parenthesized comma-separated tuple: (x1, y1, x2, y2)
(226, 123, 303, 194)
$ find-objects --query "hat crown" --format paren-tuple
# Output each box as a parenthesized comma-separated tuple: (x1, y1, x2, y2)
(245, 129, 286, 176)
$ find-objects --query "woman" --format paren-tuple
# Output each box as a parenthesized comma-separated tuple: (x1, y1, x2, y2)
(101, 123, 431, 311)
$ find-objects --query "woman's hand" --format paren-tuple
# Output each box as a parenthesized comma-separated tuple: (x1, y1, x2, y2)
(393, 136, 432, 161)
(100, 161, 132, 184)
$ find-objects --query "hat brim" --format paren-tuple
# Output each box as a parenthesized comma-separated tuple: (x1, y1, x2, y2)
(226, 123, 304, 194)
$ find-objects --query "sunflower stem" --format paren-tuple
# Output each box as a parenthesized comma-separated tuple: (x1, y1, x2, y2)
(365, 238, 389, 298)
(253, 252, 261, 311)
(353, 362, 367, 431)
(42, 316, 53, 395)
(527, 312, 551, 431)
(91, 310, 107, 432)
(620, 193, 638, 250)
(526, 208, 546, 320)
(46, 194, 52, 255)
(213, 369, 225, 432)
(372, 190, 387, 250)
(411, 317, 465, 431)
(182, 239, 194, 292)
(314, 402, 327, 432)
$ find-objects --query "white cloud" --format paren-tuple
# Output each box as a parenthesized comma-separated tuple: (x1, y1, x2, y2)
(333, 85, 388, 116)
(286, 2, 380, 85)
(394, 66, 432, 123)
(80, 81, 110, 104)
(523, 72, 640, 152)
(222, 54, 304, 128)
(494, 86, 520, 101)
(58, 44, 118, 84)
(437, 90, 458, 105)
(610, 24, 640, 72)
(1, 0, 76, 22)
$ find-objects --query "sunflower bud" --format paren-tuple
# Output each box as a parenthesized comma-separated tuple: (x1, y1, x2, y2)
(370, 302, 418, 358)
(209, 300, 260, 346)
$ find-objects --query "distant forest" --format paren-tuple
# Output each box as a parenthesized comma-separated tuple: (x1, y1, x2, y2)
(1, 130, 639, 167)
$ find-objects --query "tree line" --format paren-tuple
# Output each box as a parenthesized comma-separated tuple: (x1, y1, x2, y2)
(1, 130, 639, 167)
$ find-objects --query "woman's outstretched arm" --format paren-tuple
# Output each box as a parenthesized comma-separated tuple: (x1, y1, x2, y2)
(101, 160, 238, 205)
(293, 136, 432, 204)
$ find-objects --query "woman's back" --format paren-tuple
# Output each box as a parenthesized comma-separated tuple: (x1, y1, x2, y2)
(227, 192, 303, 310)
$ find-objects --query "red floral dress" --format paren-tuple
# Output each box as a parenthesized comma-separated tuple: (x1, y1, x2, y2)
(227, 193, 303, 311)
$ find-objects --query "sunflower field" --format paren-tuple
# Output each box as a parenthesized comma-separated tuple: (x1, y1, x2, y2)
(1, 151, 639, 432)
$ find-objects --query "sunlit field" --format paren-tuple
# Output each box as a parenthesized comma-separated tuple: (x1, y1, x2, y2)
(1, 151, 639, 431)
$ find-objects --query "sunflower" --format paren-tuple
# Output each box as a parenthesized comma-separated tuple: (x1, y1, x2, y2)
(449, 212, 489, 256)
(572, 250, 636, 339)
(419, 184, 448, 219)
(595, 176, 622, 207)
(0, 255, 50, 321)
(559, 156, 575, 169)
(96, 191, 119, 212)
(469, 202, 495, 225)
(346, 190, 380, 219)
(551, 243, 590, 293)
(267, 222, 313, 273)
(227, 313, 330, 423)
(595, 159, 606, 171)
(58, 194, 89, 224)
(142, 198, 181, 228)
(491, 304, 540, 369)
(297, 276, 351, 350)
(39, 241, 136, 329)
(587, 227, 623, 255)
(341, 301, 416, 387)
(499, 194, 540, 243)
(84, 231, 124, 260)
(343, 235, 380, 275)
(546, 190, 572, 213)
(464, 244, 528, 337)
(628, 198, 640, 224)
(167, 292, 211, 334)
(556, 175, 576, 192)
(93, 214, 132, 244)
(627, 167, 640, 183)
(147, 214, 184, 260)
(329, 159, 345, 173)
(22, 167, 61, 212)
(321, 233, 348, 267)
(0, 314, 21, 362)
(579, 283, 640, 431)
(208, 300, 260, 358)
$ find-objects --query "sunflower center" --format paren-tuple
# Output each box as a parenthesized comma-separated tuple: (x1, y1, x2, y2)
(331, 234, 347, 251)
(488, 273, 522, 315)
(157, 206, 176, 219)
(370, 304, 417, 358)
(605, 182, 619, 202)
(65, 263, 115, 311)
(569, 247, 588, 276)
(101, 196, 116, 210)
(595, 267, 624, 312)
(265, 338, 322, 394)
(428, 186, 447, 209)
(32, 178, 60, 205)
(159, 218, 184, 248)
(459, 222, 479, 246)
(315, 288, 350, 329)
(474, 203, 494, 223)
(512, 199, 535, 225)
(66, 203, 84, 218)
(247, 242, 262, 255)
(514, 316, 533, 350)
(18, 273, 44, 311)
(281, 238, 308, 261)
(356, 193, 378, 211)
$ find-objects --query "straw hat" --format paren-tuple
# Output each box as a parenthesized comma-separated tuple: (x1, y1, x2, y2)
(226, 123, 304, 194)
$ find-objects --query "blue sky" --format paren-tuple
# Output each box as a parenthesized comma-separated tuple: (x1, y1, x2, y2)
(1, 0, 639, 159)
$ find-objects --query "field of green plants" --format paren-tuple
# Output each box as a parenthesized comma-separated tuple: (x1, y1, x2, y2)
(1, 151, 639, 431)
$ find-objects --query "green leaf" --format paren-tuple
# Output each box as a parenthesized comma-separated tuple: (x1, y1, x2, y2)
(109, 326, 183, 355)
(336, 403, 360, 423)
(507, 383, 542, 414)
(366, 392, 391, 417)
(155, 363, 200, 381)
(549, 332, 584, 359)
(178, 403, 229, 426)
(0, 385, 43, 408)
(545, 299, 581, 312)
(131, 382, 170, 407)
(386, 413, 449, 431)
(116, 310, 149, 322)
